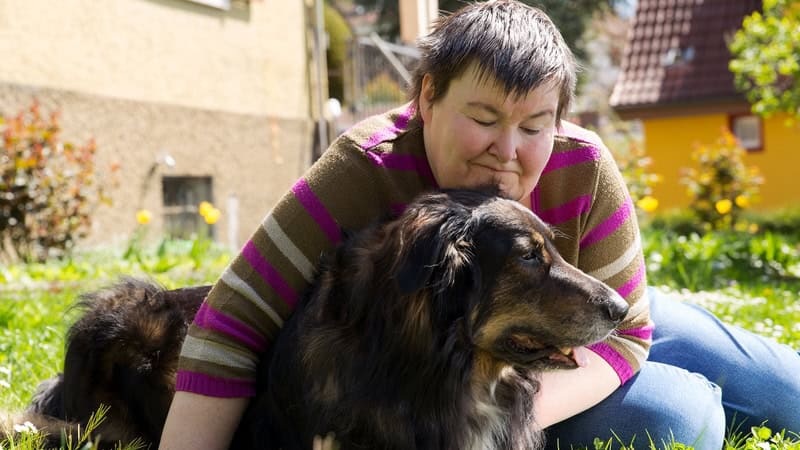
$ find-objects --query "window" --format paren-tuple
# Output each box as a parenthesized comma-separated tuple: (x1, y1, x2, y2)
(729, 114, 763, 152)
(184, 0, 230, 10)
(162, 176, 215, 239)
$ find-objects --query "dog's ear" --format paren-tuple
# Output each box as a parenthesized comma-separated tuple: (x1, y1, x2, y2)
(395, 222, 446, 294)
(395, 202, 472, 294)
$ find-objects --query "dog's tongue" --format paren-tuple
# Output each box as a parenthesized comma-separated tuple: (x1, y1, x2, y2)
(572, 346, 590, 367)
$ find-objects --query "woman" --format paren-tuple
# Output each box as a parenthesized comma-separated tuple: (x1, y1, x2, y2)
(160, 2, 800, 449)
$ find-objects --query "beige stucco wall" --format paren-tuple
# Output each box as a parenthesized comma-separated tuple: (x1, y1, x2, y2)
(0, 0, 318, 250)
(0, 0, 310, 119)
(1, 84, 312, 250)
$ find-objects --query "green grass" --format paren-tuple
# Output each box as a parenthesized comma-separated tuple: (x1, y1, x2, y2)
(1, 222, 800, 449)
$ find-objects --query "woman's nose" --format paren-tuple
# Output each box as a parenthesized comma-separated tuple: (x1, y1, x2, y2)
(489, 130, 517, 162)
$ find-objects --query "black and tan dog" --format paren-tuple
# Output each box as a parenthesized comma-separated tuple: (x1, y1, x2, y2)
(11, 189, 629, 449)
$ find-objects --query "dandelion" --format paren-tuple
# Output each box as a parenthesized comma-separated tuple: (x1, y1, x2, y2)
(136, 209, 152, 225)
(715, 199, 732, 215)
(203, 207, 221, 225)
(198, 201, 214, 218)
(636, 195, 659, 213)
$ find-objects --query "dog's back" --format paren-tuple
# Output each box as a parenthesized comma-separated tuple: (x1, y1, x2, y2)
(20, 278, 209, 448)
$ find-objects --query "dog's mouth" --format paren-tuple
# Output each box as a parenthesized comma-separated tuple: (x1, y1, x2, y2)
(504, 333, 581, 369)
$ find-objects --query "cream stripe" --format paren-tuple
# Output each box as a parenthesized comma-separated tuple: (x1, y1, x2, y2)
(588, 234, 641, 281)
(262, 215, 316, 282)
(221, 269, 285, 328)
(181, 335, 256, 371)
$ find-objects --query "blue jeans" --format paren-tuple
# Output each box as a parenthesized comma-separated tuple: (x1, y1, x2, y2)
(545, 287, 800, 450)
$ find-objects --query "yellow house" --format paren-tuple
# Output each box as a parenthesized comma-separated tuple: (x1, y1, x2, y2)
(610, 0, 800, 211)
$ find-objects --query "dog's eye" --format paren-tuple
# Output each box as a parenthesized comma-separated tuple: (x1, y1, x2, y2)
(521, 250, 542, 264)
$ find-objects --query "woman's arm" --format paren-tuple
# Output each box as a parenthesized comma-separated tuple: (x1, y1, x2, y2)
(158, 392, 248, 450)
(534, 348, 620, 427)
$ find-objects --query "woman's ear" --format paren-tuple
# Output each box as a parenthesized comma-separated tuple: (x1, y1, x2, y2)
(419, 73, 435, 124)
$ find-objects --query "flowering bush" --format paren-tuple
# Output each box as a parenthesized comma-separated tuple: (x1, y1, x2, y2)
(680, 129, 763, 230)
(611, 134, 662, 217)
(0, 102, 118, 262)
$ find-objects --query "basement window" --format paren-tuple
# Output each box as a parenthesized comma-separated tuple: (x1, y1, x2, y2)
(162, 176, 215, 239)
(185, 0, 230, 10)
(729, 114, 763, 152)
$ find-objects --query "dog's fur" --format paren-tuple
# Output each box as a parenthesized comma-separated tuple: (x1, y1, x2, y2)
(9, 189, 629, 449)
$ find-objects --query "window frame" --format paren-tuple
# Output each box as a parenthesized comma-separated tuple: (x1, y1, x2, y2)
(728, 113, 764, 153)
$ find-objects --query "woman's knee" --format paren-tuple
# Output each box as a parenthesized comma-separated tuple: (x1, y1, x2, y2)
(545, 363, 726, 450)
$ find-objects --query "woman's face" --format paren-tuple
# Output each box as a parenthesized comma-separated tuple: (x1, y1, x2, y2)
(419, 67, 559, 206)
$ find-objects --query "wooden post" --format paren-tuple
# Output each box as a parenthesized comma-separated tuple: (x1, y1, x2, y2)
(399, 0, 439, 44)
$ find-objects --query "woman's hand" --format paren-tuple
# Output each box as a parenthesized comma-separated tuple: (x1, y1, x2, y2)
(534, 348, 621, 427)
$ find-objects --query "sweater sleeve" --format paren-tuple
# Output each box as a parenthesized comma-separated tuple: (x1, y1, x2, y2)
(581, 146, 652, 384)
(174, 134, 390, 397)
(536, 123, 652, 385)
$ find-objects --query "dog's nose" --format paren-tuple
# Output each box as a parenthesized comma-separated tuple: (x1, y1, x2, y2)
(606, 298, 629, 323)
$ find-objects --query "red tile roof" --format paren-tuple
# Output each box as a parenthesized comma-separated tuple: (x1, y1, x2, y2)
(610, 0, 761, 118)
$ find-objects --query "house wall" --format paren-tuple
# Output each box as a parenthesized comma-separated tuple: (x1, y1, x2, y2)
(0, 0, 317, 250)
(643, 113, 800, 211)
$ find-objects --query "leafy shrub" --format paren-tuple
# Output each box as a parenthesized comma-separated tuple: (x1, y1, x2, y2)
(0, 102, 118, 262)
(610, 134, 662, 218)
(680, 129, 763, 230)
(325, 2, 352, 102)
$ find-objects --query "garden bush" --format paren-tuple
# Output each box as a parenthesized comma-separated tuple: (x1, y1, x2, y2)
(0, 102, 117, 263)
(680, 129, 763, 231)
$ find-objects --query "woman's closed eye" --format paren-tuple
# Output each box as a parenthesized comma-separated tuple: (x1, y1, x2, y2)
(472, 117, 495, 127)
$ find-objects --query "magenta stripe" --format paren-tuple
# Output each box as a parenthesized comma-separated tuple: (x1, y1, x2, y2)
(175, 370, 256, 397)
(617, 261, 646, 299)
(618, 324, 654, 341)
(537, 194, 592, 225)
(365, 151, 437, 186)
(193, 303, 268, 353)
(242, 240, 299, 307)
(587, 342, 634, 384)
(361, 103, 416, 150)
(580, 199, 633, 249)
(291, 179, 341, 244)
(542, 146, 601, 175)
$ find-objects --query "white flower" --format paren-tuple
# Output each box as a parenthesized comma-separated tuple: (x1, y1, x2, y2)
(12, 421, 38, 434)
(0, 380, 9, 389)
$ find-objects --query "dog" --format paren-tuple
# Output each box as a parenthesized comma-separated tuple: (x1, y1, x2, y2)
(11, 189, 629, 449)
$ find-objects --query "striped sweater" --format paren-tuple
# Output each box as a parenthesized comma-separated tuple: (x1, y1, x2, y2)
(176, 103, 652, 397)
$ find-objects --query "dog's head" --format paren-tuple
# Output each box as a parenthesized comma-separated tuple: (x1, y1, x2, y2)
(390, 189, 629, 371)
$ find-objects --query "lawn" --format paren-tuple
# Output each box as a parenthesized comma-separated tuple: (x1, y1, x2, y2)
(1, 218, 799, 449)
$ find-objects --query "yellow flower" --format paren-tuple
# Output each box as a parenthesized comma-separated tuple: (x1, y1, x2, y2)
(198, 201, 214, 217)
(748, 223, 759, 234)
(715, 199, 733, 215)
(136, 209, 152, 225)
(734, 195, 749, 208)
(636, 195, 659, 213)
(203, 207, 221, 225)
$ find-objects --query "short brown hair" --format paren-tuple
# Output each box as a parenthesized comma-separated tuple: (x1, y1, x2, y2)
(410, 0, 577, 123)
